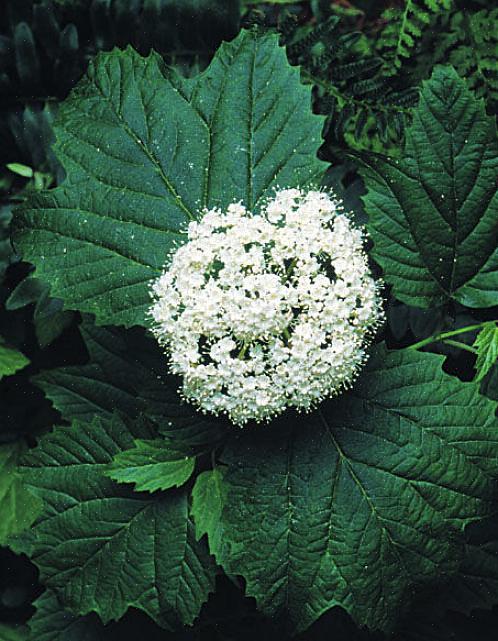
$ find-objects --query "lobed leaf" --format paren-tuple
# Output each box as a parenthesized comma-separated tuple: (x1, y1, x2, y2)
(13, 30, 326, 328)
(15, 415, 216, 629)
(360, 65, 498, 309)
(215, 345, 498, 633)
(34, 320, 229, 449)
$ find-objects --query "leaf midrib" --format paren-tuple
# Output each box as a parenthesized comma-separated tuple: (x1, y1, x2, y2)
(318, 409, 412, 583)
(88, 71, 196, 222)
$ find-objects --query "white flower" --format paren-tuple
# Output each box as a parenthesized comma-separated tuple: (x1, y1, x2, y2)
(150, 189, 383, 426)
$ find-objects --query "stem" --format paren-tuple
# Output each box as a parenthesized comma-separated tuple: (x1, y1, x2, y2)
(238, 341, 249, 360)
(442, 339, 478, 355)
(406, 322, 486, 352)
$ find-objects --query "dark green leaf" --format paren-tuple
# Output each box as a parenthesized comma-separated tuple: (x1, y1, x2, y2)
(28, 590, 110, 641)
(0, 441, 41, 546)
(360, 66, 498, 309)
(13, 31, 325, 327)
(216, 345, 498, 633)
(394, 513, 498, 641)
(15, 415, 216, 628)
(0, 624, 28, 641)
(34, 320, 228, 449)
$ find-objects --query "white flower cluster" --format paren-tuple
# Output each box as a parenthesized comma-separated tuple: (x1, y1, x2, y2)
(150, 189, 383, 426)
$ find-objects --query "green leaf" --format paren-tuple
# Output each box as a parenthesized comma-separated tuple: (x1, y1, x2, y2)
(0, 624, 28, 641)
(0, 205, 14, 281)
(6, 163, 34, 178)
(0, 342, 30, 379)
(34, 322, 163, 422)
(216, 345, 498, 633)
(13, 30, 326, 328)
(6, 277, 74, 349)
(106, 438, 195, 492)
(377, 1, 451, 75)
(243, 0, 296, 3)
(359, 65, 498, 309)
(437, 513, 498, 615)
(15, 415, 216, 628)
(191, 468, 227, 558)
(474, 322, 498, 382)
(29, 591, 110, 641)
(0, 441, 41, 545)
(394, 513, 498, 640)
(34, 320, 228, 448)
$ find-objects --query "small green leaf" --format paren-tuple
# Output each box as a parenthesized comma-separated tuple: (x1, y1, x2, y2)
(15, 415, 215, 628)
(106, 438, 195, 492)
(473, 322, 498, 382)
(360, 65, 498, 309)
(6, 163, 33, 179)
(6, 277, 47, 310)
(191, 468, 227, 558)
(0, 441, 41, 546)
(0, 342, 30, 379)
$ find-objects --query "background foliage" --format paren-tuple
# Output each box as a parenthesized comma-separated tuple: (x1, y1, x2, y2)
(1, 1, 498, 640)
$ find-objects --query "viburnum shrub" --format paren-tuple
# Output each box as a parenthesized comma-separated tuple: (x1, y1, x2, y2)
(7, 27, 498, 641)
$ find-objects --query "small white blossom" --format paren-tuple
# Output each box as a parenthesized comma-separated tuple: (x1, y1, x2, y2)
(150, 189, 383, 426)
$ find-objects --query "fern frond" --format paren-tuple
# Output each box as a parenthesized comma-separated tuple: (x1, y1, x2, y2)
(285, 16, 341, 60)
(429, 9, 498, 109)
(377, 0, 453, 75)
(280, 12, 419, 153)
(329, 58, 383, 82)
(309, 69, 418, 151)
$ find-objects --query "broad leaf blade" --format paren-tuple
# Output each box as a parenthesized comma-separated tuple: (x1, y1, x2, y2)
(34, 320, 229, 449)
(216, 345, 498, 633)
(106, 438, 195, 492)
(360, 65, 498, 309)
(34, 322, 168, 422)
(16, 415, 216, 628)
(13, 31, 326, 327)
